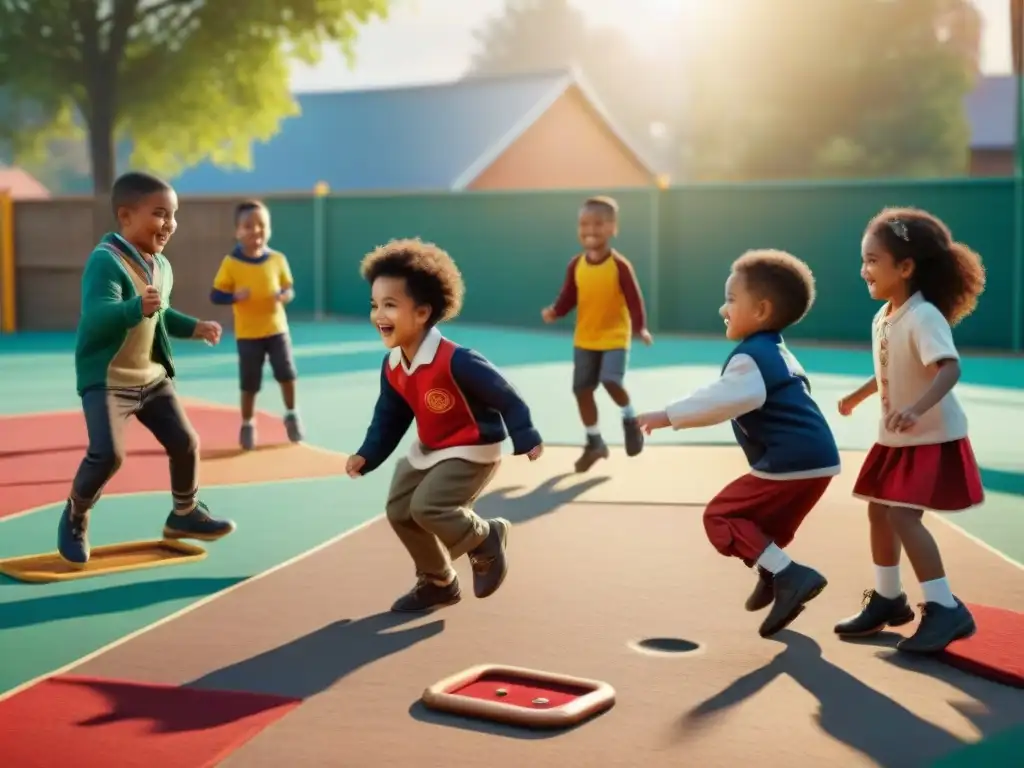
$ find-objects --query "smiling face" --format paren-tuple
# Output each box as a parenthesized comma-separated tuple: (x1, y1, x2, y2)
(118, 188, 178, 255)
(236, 206, 271, 256)
(861, 232, 913, 303)
(577, 207, 617, 254)
(370, 275, 432, 350)
(719, 271, 772, 341)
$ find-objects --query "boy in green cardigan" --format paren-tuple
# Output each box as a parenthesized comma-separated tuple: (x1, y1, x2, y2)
(58, 172, 236, 565)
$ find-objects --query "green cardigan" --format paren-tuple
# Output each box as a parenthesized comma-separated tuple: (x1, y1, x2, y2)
(75, 237, 199, 395)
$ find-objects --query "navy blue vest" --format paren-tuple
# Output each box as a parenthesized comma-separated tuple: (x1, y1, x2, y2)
(726, 332, 840, 475)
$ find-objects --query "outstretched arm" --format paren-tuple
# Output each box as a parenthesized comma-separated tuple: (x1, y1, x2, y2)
(665, 354, 767, 429)
(354, 362, 416, 474)
(451, 348, 542, 455)
(549, 257, 580, 318)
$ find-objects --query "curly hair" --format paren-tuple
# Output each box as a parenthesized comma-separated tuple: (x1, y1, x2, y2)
(731, 249, 816, 330)
(866, 208, 985, 326)
(360, 238, 465, 326)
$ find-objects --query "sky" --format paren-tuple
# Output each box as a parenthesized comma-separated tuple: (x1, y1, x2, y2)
(289, 0, 1014, 93)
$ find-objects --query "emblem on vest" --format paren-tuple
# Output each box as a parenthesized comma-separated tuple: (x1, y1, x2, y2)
(424, 388, 454, 414)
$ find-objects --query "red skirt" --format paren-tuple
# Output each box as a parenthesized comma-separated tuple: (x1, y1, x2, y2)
(852, 438, 984, 512)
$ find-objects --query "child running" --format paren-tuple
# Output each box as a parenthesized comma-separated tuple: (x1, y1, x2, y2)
(346, 239, 544, 613)
(542, 196, 652, 473)
(835, 208, 985, 653)
(210, 200, 303, 450)
(59, 172, 235, 564)
(637, 250, 840, 638)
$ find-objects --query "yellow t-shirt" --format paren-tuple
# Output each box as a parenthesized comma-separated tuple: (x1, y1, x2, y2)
(551, 250, 648, 350)
(212, 249, 293, 339)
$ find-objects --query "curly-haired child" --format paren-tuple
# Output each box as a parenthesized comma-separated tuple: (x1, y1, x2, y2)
(835, 208, 986, 653)
(346, 239, 544, 613)
(638, 250, 841, 638)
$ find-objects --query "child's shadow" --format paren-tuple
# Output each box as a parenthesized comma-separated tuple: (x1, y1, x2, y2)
(187, 611, 444, 700)
(677, 630, 979, 767)
(475, 473, 609, 526)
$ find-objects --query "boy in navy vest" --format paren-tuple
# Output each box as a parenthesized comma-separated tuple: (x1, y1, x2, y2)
(346, 239, 544, 613)
(638, 250, 840, 638)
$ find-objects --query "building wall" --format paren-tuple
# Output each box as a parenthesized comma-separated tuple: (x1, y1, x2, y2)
(969, 148, 1013, 177)
(469, 86, 651, 191)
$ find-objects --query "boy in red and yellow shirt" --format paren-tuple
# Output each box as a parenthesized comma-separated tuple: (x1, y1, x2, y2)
(347, 239, 543, 614)
(542, 196, 652, 472)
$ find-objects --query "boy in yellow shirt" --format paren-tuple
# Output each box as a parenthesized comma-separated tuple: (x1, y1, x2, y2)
(542, 196, 653, 472)
(211, 200, 303, 450)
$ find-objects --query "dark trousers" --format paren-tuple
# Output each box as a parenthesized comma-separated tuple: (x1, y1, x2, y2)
(71, 376, 200, 512)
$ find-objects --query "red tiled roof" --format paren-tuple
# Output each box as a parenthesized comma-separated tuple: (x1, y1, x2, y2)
(0, 166, 50, 200)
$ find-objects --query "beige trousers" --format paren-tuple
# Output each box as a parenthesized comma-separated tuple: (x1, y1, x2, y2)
(386, 458, 499, 582)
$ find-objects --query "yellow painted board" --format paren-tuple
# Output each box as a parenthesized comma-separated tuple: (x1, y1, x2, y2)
(0, 539, 207, 583)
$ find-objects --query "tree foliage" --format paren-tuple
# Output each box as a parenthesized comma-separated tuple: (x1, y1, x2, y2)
(469, 0, 981, 181)
(0, 0, 388, 192)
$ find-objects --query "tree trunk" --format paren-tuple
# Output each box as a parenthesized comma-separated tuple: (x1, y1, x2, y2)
(87, 96, 117, 240)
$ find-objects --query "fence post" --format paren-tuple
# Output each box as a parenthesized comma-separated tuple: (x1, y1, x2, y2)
(312, 181, 329, 320)
(648, 181, 665, 333)
(1013, 2, 1023, 351)
(0, 190, 14, 334)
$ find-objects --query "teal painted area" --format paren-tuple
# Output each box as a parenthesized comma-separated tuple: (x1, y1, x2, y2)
(1, 322, 1023, 699)
(0, 475, 393, 695)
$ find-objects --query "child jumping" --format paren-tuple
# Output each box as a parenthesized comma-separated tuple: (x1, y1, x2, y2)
(637, 250, 840, 638)
(59, 172, 236, 564)
(542, 196, 652, 473)
(835, 208, 985, 653)
(346, 238, 544, 613)
(210, 200, 303, 450)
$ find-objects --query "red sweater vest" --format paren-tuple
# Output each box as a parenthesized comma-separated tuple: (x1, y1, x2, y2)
(384, 340, 482, 449)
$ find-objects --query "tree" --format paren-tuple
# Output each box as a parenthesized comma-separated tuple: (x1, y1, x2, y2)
(683, 0, 981, 180)
(0, 0, 388, 194)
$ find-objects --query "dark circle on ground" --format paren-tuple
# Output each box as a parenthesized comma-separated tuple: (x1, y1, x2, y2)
(630, 637, 703, 655)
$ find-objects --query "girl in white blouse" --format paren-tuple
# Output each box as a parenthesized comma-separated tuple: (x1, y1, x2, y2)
(836, 208, 986, 654)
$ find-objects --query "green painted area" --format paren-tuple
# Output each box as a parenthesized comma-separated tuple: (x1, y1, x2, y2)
(0, 321, 1022, 704)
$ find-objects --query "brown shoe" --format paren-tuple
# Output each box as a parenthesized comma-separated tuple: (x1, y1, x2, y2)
(745, 567, 774, 612)
(391, 576, 461, 613)
(575, 434, 610, 472)
(469, 518, 510, 598)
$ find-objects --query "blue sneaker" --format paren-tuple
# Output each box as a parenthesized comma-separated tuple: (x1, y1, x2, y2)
(163, 502, 236, 542)
(57, 500, 90, 565)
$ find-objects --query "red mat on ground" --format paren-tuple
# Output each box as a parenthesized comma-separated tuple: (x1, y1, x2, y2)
(0, 404, 288, 519)
(0, 675, 300, 768)
(938, 603, 1024, 688)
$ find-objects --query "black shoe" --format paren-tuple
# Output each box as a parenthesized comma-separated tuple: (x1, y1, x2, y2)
(745, 567, 775, 612)
(623, 416, 644, 457)
(575, 434, 610, 472)
(163, 502, 236, 542)
(834, 590, 916, 638)
(469, 518, 510, 598)
(391, 575, 462, 613)
(897, 598, 976, 654)
(759, 562, 827, 638)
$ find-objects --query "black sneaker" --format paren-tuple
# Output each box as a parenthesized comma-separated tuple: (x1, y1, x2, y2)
(391, 575, 462, 613)
(469, 518, 510, 598)
(575, 434, 610, 472)
(163, 502, 237, 542)
(57, 500, 91, 565)
(759, 562, 828, 638)
(834, 590, 915, 638)
(745, 567, 774, 612)
(897, 598, 976, 654)
(623, 416, 644, 457)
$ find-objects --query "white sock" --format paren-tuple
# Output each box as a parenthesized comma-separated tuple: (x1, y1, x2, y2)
(874, 565, 903, 599)
(285, 408, 297, 417)
(242, 418, 253, 426)
(920, 577, 957, 608)
(755, 543, 792, 574)
(585, 424, 601, 437)
(621, 403, 636, 419)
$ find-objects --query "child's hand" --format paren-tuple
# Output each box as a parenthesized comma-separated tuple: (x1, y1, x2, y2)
(637, 410, 671, 434)
(233, 288, 250, 302)
(837, 396, 856, 416)
(639, 329, 654, 346)
(527, 444, 544, 461)
(141, 286, 162, 317)
(885, 407, 919, 433)
(346, 454, 366, 477)
(276, 288, 294, 304)
(193, 320, 222, 346)
(541, 306, 556, 323)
